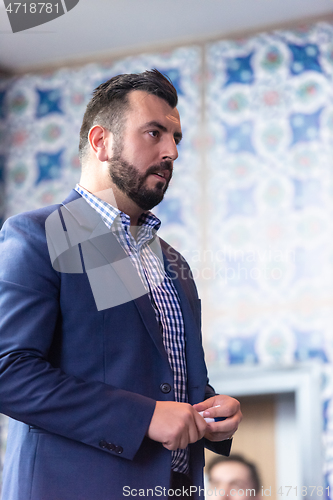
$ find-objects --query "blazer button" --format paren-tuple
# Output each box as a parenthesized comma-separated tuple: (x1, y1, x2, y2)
(99, 440, 108, 449)
(115, 445, 123, 454)
(160, 383, 172, 394)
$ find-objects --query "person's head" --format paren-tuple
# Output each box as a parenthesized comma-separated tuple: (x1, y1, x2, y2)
(206, 454, 261, 499)
(79, 70, 182, 214)
(79, 69, 178, 161)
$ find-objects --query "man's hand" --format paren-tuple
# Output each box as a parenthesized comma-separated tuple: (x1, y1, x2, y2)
(193, 395, 242, 442)
(147, 401, 208, 450)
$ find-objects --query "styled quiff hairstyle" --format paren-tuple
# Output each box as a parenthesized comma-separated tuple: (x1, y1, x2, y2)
(79, 69, 178, 162)
(206, 454, 261, 495)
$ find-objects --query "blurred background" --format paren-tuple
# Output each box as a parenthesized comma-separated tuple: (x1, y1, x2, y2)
(1, 0, 333, 497)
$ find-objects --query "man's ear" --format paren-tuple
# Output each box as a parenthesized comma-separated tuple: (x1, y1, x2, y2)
(88, 125, 113, 162)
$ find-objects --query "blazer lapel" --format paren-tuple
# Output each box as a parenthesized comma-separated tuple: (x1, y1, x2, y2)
(60, 192, 168, 361)
(162, 243, 208, 403)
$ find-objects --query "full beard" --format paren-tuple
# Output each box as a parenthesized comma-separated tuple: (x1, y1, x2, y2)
(108, 156, 173, 211)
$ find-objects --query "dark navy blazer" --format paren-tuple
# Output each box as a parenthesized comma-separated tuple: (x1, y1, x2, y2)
(0, 190, 231, 500)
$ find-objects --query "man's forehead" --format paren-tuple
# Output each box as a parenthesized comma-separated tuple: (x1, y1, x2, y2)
(127, 89, 171, 106)
(127, 90, 180, 124)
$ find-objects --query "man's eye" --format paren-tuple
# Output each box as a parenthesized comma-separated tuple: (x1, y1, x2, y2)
(148, 130, 159, 138)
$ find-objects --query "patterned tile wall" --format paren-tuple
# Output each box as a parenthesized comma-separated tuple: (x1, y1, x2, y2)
(204, 21, 333, 372)
(203, 22, 333, 495)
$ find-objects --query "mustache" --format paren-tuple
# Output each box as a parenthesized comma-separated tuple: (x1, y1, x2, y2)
(144, 161, 173, 178)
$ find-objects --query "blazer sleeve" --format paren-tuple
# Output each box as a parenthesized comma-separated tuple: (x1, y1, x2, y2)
(0, 212, 156, 461)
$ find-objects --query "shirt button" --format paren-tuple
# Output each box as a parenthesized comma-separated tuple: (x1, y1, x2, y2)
(160, 383, 172, 394)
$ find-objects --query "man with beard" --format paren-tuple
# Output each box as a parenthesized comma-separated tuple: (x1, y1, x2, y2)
(0, 70, 241, 500)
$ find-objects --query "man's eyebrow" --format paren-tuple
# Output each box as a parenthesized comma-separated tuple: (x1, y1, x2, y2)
(143, 121, 183, 142)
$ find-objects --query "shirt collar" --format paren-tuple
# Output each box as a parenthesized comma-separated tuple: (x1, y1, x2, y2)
(75, 184, 161, 235)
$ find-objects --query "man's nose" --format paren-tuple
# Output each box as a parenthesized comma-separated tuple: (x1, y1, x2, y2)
(162, 137, 179, 162)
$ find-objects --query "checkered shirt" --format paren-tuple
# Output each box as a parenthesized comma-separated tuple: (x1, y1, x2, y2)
(75, 185, 189, 473)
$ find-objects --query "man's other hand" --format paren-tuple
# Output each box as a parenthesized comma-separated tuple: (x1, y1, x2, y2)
(193, 395, 242, 442)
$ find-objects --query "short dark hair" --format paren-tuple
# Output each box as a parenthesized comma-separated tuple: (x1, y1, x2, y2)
(206, 454, 261, 495)
(79, 69, 178, 161)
